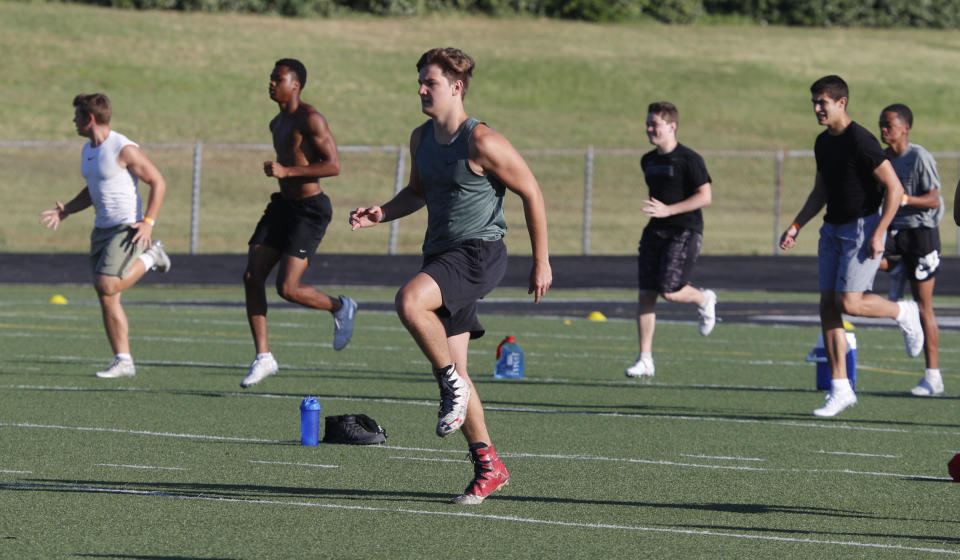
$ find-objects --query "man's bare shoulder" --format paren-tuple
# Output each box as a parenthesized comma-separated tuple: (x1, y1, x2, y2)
(296, 102, 324, 120)
(468, 122, 511, 157)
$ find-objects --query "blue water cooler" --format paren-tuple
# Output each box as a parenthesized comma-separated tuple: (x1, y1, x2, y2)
(806, 332, 857, 390)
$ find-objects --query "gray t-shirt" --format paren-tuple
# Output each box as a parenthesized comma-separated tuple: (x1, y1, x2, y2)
(890, 142, 944, 229)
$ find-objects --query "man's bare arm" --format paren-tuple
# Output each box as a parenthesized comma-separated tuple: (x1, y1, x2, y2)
(470, 125, 552, 302)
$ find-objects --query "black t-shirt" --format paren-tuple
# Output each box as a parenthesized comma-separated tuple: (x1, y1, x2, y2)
(640, 143, 712, 233)
(814, 121, 888, 225)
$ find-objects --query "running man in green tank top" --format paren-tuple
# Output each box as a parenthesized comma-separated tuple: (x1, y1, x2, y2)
(350, 47, 552, 505)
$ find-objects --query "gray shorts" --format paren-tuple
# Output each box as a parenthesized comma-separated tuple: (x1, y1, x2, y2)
(90, 224, 144, 278)
(817, 213, 882, 293)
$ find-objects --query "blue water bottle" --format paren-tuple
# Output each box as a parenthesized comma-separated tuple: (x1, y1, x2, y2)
(299, 396, 321, 446)
(494, 335, 524, 379)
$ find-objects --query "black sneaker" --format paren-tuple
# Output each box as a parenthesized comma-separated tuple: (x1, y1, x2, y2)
(322, 414, 387, 445)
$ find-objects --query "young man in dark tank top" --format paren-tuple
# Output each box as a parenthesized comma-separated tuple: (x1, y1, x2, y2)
(350, 47, 552, 505)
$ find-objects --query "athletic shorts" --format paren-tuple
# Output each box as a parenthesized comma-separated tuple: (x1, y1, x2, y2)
(885, 227, 941, 282)
(89, 224, 144, 278)
(421, 238, 507, 340)
(818, 213, 882, 292)
(248, 192, 332, 259)
(637, 225, 702, 293)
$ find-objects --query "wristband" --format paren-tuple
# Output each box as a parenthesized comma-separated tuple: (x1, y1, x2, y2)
(791, 222, 800, 232)
(380, 209, 387, 222)
(143, 217, 156, 226)
(900, 193, 908, 207)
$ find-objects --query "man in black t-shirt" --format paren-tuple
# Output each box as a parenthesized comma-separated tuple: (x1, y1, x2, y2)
(780, 75, 924, 417)
(625, 101, 717, 379)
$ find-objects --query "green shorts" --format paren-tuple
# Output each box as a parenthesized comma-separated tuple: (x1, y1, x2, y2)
(90, 224, 144, 278)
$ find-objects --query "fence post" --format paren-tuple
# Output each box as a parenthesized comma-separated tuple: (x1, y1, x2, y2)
(582, 145, 594, 255)
(190, 141, 203, 255)
(388, 146, 405, 255)
(773, 149, 784, 255)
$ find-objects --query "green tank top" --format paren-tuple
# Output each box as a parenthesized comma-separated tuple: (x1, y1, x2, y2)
(416, 117, 507, 255)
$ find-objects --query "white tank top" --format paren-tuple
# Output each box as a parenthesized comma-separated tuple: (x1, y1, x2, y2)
(81, 130, 143, 228)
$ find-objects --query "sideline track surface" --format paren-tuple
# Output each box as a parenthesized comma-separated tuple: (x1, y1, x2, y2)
(4, 253, 959, 293)
(4, 253, 958, 329)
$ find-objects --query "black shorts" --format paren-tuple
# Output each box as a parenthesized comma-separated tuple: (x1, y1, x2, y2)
(637, 225, 702, 293)
(885, 227, 941, 282)
(421, 238, 507, 340)
(248, 192, 332, 259)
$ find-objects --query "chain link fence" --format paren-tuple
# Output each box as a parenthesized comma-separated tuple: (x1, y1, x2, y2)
(4, 140, 957, 256)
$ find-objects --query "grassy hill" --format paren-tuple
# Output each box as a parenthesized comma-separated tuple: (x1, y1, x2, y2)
(2, 3, 958, 255)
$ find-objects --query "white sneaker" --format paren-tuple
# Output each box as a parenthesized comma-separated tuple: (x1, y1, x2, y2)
(625, 357, 655, 378)
(910, 376, 945, 397)
(144, 240, 171, 273)
(887, 261, 905, 301)
(95, 358, 136, 378)
(241, 354, 278, 388)
(812, 390, 857, 417)
(897, 300, 924, 358)
(436, 366, 471, 437)
(698, 289, 717, 336)
(332, 296, 357, 351)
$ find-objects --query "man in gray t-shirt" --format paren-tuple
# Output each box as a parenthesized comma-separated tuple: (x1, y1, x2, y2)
(878, 103, 945, 396)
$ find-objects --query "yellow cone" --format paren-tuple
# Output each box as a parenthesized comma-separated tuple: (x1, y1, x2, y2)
(563, 319, 572, 325)
(843, 320, 855, 331)
(49, 294, 68, 305)
(587, 311, 607, 322)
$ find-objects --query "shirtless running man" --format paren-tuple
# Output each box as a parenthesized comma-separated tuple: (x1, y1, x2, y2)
(241, 58, 356, 388)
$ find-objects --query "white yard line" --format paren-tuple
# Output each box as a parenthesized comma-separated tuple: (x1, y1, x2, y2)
(95, 463, 186, 471)
(249, 460, 339, 469)
(4, 382, 960, 438)
(389, 456, 469, 464)
(0, 481, 956, 556)
(817, 450, 902, 459)
(0, 422, 285, 443)
(4, 420, 941, 480)
(680, 454, 766, 462)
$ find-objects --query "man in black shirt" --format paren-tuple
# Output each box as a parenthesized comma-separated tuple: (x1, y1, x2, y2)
(780, 75, 924, 417)
(625, 101, 717, 379)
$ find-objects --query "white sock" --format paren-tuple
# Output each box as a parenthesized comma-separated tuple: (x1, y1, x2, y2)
(925, 368, 941, 380)
(895, 300, 909, 323)
(116, 353, 132, 362)
(139, 253, 156, 272)
(640, 352, 653, 363)
(256, 352, 273, 360)
(831, 377, 853, 394)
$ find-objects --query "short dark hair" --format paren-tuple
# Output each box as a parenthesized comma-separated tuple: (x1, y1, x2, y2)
(417, 47, 475, 99)
(810, 75, 849, 102)
(881, 103, 913, 128)
(73, 93, 111, 125)
(275, 58, 307, 89)
(648, 101, 678, 125)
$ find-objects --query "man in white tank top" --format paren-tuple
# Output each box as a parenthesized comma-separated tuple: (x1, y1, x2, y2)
(40, 93, 171, 379)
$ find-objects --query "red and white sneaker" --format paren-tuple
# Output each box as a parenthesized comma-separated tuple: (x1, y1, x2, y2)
(452, 443, 510, 505)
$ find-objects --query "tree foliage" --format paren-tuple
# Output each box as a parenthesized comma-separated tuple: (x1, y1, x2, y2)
(63, 0, 960, 26)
